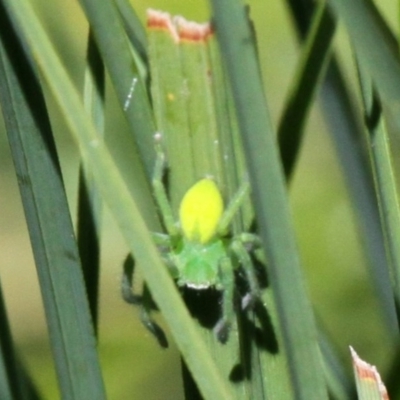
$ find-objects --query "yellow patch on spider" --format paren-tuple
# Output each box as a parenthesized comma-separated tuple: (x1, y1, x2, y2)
(179, 179, 223, 244)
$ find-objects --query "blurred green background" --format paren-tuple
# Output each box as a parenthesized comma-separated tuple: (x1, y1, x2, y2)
(0, 0, 398, 398)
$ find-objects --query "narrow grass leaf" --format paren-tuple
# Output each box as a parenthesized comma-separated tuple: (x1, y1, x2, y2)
(0, 5, 106, 399)
(207, 37, 248, 214)
(78, 0, 159, 233)
(207, 19, 294, 399)
(3, 1, 233, 398)
(357, 62, 400, 326)
(77, 31, 105, 331)
(328, 0, 400, 103)
(210, 1, 328, 398)
(319, 328, 354, 399)
(0, 280, 23, 400)
(287, 0, 398, 336)
(78, 0, 156, 179)
(114, 0, 148, 67)
(0, 284, 42, 400)
(176, 21, 223, 185)
(279, 1, 336, 178)
(147, 10, 194, 206)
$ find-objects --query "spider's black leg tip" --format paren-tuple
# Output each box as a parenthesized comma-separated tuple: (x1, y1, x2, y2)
(214, 319, 230, 344)
(241, 293, 255, 310)
(151, 325, 169, 349)
(141, 312, 169, 348)
(121, 277, 142, 305)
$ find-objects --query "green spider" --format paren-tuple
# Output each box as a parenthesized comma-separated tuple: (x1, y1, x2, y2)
(122, 147, 264, 347)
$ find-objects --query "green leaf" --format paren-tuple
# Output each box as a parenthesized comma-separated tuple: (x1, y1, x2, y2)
(147, 12, 195, 207)
(328, 0, 400, 102)
(0, 5, 106, 399)
(287, 0, 398, 335)
(79, 0, 156, 179)
(114, 0, 148, 67)
(210, 1, 328, 398)
(278, 1, 336, 178)
(0, 280, 22, 400)
(0, 281, 40, 400)
(357, 59, 400, 327)
(77, 31, 105, 332)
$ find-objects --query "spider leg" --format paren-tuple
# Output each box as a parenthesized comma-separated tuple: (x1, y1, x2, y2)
(231, 238, 261, 310)
(217, 179, 250, 236)
(152, 232, 172, 252)
(238, 232, 266, 265)
(121, 253, 168, 348)
(213, 256, 235, 343)
(152, 142, 179, 237)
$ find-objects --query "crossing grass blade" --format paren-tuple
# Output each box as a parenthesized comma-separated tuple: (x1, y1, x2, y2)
(147, 11, 194, 207)
(78, 0, 158, 229)
(77, 31, 105, 332)
(357, 61, 400, 328)
(278, 1, 336, 179)
(2, 0, 234, 398)
(114, 0, 148, 67)
(0, 280, 23, 400)
(210, 1, 329, 398)
(0, 280, 40, 400)
(328, 0, 400, 103)
(207, 23, 295, 400)
(287, 0, 398, 335)
(318, 325, 355, 399)
(0, 5, 106, 399)
(78, 0, 156, 180)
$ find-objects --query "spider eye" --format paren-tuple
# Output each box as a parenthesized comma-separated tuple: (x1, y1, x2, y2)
(179, 178, 223, 243)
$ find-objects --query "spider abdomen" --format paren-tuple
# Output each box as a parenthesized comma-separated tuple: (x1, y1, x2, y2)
(179, 179, 223, 244)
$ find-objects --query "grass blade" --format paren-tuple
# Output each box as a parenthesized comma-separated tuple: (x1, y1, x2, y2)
(77, 31, 105, 331)
(278, 1, 336, 178)
(210, 1, 328, 398)
(78, 0, 156, 177)
(114, 0, 148, 66)
(0, 280, 23, 400)
(0, 281, 40, 400)
(0, 5, 106, 399)
(357, 61, 400, 326)
(328, 0, 400, 102)
(78, 0, 161, 233)
(287, 0, 398, 335)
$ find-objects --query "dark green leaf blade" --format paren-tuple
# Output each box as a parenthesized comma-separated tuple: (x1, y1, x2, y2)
(78, 0, 156, 178)
(287, 0, 398, 335)
(0, 280, 23, 400)
(77, 31, 105, 332)
(278, 1, 336, 178)
(0, 6, 106, 399)
(328, 0, 400, 102)
(114, 0, 148, 66)
(357, 60, 400, 332)
(210, 1, 328, 398)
